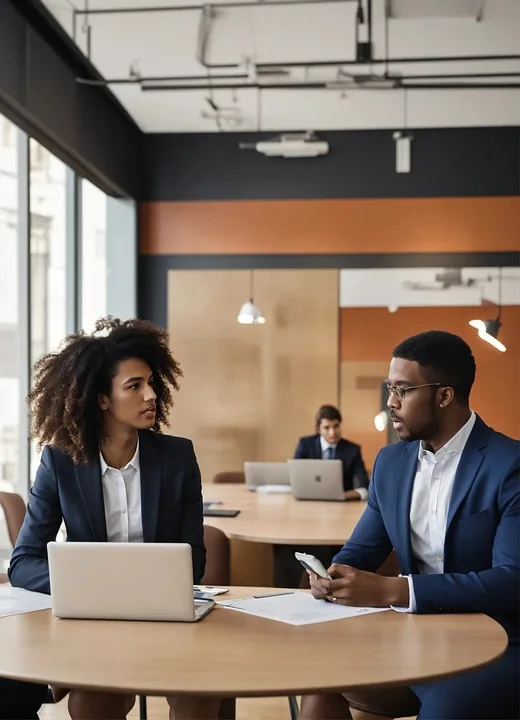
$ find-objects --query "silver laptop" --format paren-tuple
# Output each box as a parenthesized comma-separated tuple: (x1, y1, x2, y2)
(244, 461, 290, 490)
(47, 542, 214, 622)
(288, 459, 345, 501)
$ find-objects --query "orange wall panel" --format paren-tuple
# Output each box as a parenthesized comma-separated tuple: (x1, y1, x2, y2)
(340, 306, 520, 448)
(140, 197, 520, 255)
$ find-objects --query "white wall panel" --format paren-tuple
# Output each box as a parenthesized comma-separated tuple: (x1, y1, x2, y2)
(339, 267, 520, 308)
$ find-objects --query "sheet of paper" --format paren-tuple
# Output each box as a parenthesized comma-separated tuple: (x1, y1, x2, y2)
(218, 591, 389, 625)
(0, 586, 52, 618)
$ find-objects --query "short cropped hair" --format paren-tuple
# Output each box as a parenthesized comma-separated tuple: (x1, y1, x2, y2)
(392, 330, 476, 405)
(315, 404, 342, 427)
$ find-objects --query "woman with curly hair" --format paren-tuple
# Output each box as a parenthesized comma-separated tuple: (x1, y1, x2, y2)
(9, 317, 220, 720)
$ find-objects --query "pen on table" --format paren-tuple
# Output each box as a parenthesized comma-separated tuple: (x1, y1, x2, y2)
(252, 591, 295, 599)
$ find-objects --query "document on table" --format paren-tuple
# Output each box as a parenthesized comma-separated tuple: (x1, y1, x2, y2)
(218, 591, 389, 626)
(0, 586, 52, 618)
(255, 485, 292, 494)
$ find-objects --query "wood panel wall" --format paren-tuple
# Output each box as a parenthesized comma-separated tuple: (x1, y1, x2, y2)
(167, 269, 339, 484)
(339, 360, 389, 473)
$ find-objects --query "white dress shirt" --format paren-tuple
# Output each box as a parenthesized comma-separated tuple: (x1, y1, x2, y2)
(395, 411, 476, 612)
(99, 442, 143, 543)
(320, 436, 368, 501)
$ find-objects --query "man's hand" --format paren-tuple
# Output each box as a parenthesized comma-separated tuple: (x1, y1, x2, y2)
(309, 563, 409, 607)
(342, 490, 363, 501)
(309, 572, 329, 600)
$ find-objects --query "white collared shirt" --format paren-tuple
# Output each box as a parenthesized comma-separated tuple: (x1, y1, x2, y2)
(396, 411, 476, 611)
(99, 442, 143, 543)
(319, 436, 368, 500)
(320, 435, 337, 459)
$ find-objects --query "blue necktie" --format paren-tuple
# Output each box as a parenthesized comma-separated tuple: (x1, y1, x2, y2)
(324, 446, 334, 460)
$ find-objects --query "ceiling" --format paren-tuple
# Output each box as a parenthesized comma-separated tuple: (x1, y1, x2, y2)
(42, 0, 520, 132)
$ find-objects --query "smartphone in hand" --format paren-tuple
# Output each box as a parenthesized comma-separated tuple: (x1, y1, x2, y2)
(294, 552, 332, 579)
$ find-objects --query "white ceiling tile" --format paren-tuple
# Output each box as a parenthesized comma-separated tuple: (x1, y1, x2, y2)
(111, 85, 259, 131)
(42, 0, 520, 132)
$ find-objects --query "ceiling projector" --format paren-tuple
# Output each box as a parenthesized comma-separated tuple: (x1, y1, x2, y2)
(239, 132, 329, 158)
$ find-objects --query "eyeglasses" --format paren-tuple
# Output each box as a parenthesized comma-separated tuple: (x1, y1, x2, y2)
(385, 381, 441, 401)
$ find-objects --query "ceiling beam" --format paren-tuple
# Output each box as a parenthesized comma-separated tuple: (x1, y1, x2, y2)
(140, 81, 520, 91)
(74, 0, 356, 14)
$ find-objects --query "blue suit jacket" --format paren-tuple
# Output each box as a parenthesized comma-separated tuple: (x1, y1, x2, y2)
(333, 416, 520, 641)
(294, 435, 369, 492)
(8, 431, 206, 594)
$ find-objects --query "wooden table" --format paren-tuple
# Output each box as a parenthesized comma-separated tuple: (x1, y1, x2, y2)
(0, 589, 507, 698)
(203, 484, 364, 545)
(202, 484, 366, 585)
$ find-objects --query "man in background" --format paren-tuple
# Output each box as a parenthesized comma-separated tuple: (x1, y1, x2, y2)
(274, 406, 370, 587)
(294, 404, 369, 500)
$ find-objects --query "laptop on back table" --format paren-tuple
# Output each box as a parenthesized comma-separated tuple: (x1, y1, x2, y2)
(288, 459, 345, 501)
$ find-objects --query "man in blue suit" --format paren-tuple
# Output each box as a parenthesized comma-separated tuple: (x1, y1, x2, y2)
(294, 405, 369, 500)
(300, 330, 519, 720)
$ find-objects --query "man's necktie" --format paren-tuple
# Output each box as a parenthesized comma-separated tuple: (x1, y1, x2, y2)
(324, 446, 334, 460)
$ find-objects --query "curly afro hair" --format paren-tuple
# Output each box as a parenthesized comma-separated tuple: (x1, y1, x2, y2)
(28, 316, 183, 464)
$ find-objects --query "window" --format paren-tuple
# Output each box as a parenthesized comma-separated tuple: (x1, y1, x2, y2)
(29, 139, 67, 364)
(29, 140, 68, 480)
(81, 179, 108, 331)
(0, 115, 20, 495)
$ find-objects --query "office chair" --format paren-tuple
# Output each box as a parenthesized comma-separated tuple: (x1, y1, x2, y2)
(212, 471, 245, 484)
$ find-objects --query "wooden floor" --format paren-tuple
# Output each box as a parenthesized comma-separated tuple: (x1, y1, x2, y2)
(40, 695, 294, 720)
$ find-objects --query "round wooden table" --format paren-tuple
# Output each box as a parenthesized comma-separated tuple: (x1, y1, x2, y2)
(203, 484, 364, 545)
(0, 589, 507, 697)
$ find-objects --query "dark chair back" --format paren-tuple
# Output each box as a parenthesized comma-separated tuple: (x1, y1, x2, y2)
(212, 471, 245, 484)
(202, 525, 231, 586)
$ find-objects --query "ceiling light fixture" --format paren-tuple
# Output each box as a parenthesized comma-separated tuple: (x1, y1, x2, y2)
(237, 271, 266, 325)
(239, 132, 328, 158)
(468, 318, 506, 352)
(469, 267, 506, 352)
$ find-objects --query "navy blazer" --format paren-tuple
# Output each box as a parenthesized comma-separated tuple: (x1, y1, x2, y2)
(8, 431, 206, 594)
(294, 435, 369, 492)
(333, 416, 520, 641)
